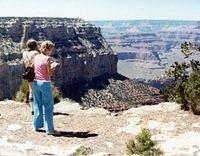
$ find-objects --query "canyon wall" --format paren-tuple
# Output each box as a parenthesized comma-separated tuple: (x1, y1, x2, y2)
(0, 17, 117, 100)
(92, 20, 200, 83)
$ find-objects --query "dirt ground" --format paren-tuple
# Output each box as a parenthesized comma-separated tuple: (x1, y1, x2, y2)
(0, 100, 200, 155)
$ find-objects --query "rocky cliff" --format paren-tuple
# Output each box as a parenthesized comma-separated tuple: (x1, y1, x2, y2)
(0, 17, 162, 110)
(0, 17, 117, 100)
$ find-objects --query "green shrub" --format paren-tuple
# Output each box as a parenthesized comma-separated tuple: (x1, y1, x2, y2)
(126, 139, 136, 155)
(174, 80, 189, 110)
(186, 71, 200, 114)
(15, 80, 29, 103)
(15, 81, 62, 104)
(51, 83, 62, 103)
(160, 81, 189, 110)
(161, 42, 200, 113)
(126, 128, 163, 156)
(75, 146, 92, 156)
(162, 61, 190, 110)
(160, 85, 176, 102)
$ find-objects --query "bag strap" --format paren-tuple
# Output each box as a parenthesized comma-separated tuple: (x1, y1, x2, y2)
(31, 57, 35, 68)
(25, 51, 35, 68)
(25, 52, 31, 66)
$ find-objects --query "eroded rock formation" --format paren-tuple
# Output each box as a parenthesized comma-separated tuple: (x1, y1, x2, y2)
(92, 20, 200, 83)
(0, 17, 162, 110)
(0, 17, 117, 99)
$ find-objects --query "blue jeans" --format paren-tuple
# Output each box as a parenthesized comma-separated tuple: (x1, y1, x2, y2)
(33, 80, 54, 133)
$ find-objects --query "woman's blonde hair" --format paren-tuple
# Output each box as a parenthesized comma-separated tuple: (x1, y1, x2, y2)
(40, 40, 55, 53)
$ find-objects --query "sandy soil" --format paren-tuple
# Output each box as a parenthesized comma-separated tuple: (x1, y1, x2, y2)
(0, 100, 200, 155)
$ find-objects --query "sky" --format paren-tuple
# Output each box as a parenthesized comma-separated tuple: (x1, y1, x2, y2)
(0, 0, 200, 21)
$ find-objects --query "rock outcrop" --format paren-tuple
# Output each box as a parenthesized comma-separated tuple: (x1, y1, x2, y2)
(0, 17, 117, 100)
(60, 73, 162, 111)
(81, 74, 162, 111)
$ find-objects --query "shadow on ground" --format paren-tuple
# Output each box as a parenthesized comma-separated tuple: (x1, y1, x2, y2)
(53, 112, 69, 116)
(56, 131, 98, 138)
(36, 130, 98, 138)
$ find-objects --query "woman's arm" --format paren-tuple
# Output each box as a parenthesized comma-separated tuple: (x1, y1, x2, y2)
(46, 58, 53, 76)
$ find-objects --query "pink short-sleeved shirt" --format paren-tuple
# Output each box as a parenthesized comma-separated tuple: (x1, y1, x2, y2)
(34, 53, 51, 82)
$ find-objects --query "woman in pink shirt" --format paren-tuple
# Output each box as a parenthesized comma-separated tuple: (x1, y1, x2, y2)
(33, 40, 60, 135)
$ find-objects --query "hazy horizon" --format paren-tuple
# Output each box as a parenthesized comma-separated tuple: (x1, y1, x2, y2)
(1, 16, 200, 22)
(0, 0, 200, 21)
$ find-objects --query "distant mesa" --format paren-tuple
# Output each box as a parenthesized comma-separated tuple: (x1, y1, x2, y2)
(92, 20, 200, 84)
